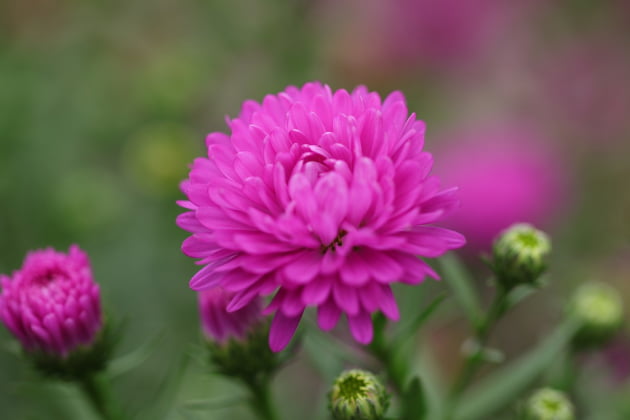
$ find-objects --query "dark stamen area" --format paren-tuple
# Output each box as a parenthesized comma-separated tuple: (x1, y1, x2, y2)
(321, 230, 347, 254)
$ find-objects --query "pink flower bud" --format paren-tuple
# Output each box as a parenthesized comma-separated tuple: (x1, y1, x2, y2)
(0, 245, 102, 358)
(198, 287, 263, 344)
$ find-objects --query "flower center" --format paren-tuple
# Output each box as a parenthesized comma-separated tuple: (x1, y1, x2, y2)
(32, 268, 64, 286)
(321, 230, 347, 254)
(336, 374, 368, 400)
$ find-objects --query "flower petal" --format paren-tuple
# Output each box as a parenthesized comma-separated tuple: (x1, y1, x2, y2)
(269, 310, 303, 352)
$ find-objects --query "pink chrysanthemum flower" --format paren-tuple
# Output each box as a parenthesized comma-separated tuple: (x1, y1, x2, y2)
(199, 287, 263, 344)
(177, 82, 465, 351)
(0, 245, 102, 357)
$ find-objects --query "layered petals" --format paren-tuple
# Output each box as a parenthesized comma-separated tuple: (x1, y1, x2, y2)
(178, 82, 465, 351)
(0, 246, 103, 357)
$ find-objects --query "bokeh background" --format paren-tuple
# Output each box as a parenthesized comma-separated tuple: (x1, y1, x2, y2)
(1, 1, 629, 419)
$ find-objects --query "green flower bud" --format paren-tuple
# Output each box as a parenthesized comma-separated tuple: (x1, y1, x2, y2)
(329, 369, 389, 420)
(568, 282, 624, 349)
(206, 321, 281, 381)
(490, 223, 551, 289)
(523, 388, 574, 420)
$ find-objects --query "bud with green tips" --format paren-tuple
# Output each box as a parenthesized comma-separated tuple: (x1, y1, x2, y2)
(199, 288, 282, 380)
(329, 369, 389, 420)
(490, 223, 551, 289)
(522, 387, 574, 420)
(568, 282, 624, 349)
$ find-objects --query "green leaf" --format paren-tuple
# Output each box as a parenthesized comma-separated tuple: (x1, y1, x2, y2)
(505, 284, 538, 310)
(140, 351, 191, 420)
(178, 396, 244, 411)
(401, 377, 427, 420)
(438, 253, 483, 327)
(393, 293, 447, 347)
(108, 333, 164, 377)
(454, 320, 579, 420)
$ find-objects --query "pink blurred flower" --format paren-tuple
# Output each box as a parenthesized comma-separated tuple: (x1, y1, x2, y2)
(327, 0, 537, 76)
(178, 82, 464, 351)
(0, 245, 102, 357)
(199, 287, 263, 344)
(434, 122, 567, 252)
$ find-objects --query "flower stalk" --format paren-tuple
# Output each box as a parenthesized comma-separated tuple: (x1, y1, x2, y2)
(77, 372, 122, 420)
(242, 374, 277, 420)
(450, 286, 509, 398)
(369, 313, 407, 395)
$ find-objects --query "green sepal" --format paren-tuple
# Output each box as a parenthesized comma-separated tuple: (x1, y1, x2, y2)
(26, 322, 117, 381)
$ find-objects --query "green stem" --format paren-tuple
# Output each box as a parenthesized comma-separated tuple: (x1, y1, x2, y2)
(369, 313, 406, 395)
(450, 288, 509, 399)
(369, 313, 419, 419)
(76, 373, 121, 420)
(243, 375, 278, 420)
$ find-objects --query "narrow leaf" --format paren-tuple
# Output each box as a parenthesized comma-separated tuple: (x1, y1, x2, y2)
(438, 253, 483, 327)
(505, 284, 538, 309)
(401, 377, 427, 420)
(454, 319, 579, 420)
(393, 293, 447, 347)
(109, 333, 165, 377)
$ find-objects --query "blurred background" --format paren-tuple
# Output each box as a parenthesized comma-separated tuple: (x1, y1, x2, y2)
(0, 0, 629, 418)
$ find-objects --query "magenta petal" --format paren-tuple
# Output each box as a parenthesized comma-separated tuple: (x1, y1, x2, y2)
(340, 252, 371, 286)
(281, 291, 306, 317)
(333, 282, 359, 315)
(314, 172, 348, 225)
(220, 269, 261, 292)
(376, 284, 400, 321)
(317, 298, 342, 330)
(189, 265, 223, 290)
(226, 287, 260, 312)
(358, 282, 381, 312)
(363, 249, 403, 282)
(348, 311, 373, 344)
(321, 251, 345, 274)
(283, 251, 321, 284)
(269, 310, 303, 352)
(234, 232, 298, 255)
(301, 275, 333, 305)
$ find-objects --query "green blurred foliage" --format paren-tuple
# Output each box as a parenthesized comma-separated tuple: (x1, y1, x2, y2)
(0, 0, 629, 419)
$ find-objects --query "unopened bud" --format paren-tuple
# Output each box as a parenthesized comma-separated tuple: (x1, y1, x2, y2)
(199, 288, 279, 379)
(523, 388, 574, 420)
(491, 223, 551, 289)
(569, 282, 623, 349)
(0, 246, 111, 379)
(329, 369, 389, 420)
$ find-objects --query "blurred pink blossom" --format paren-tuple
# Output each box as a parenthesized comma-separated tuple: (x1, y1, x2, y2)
(198, 287, 263, 344)
(434, 122, 568, 252)
(0, 245, 102, 357)
(327, 0, 538, 76)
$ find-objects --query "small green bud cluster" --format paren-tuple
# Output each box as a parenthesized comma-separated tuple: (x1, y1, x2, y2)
(568, 282, 624, 349)
(329, 369, 390, 420)
(523, 387, 574, 420)
(490, 223, 551, 289)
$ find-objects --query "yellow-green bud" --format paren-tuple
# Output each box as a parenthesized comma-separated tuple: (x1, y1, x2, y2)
(568, 282, 624, 349)
(491, 223, 551, 289)
(523, 388, 574, 420)
(329, 369, 389, 420)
